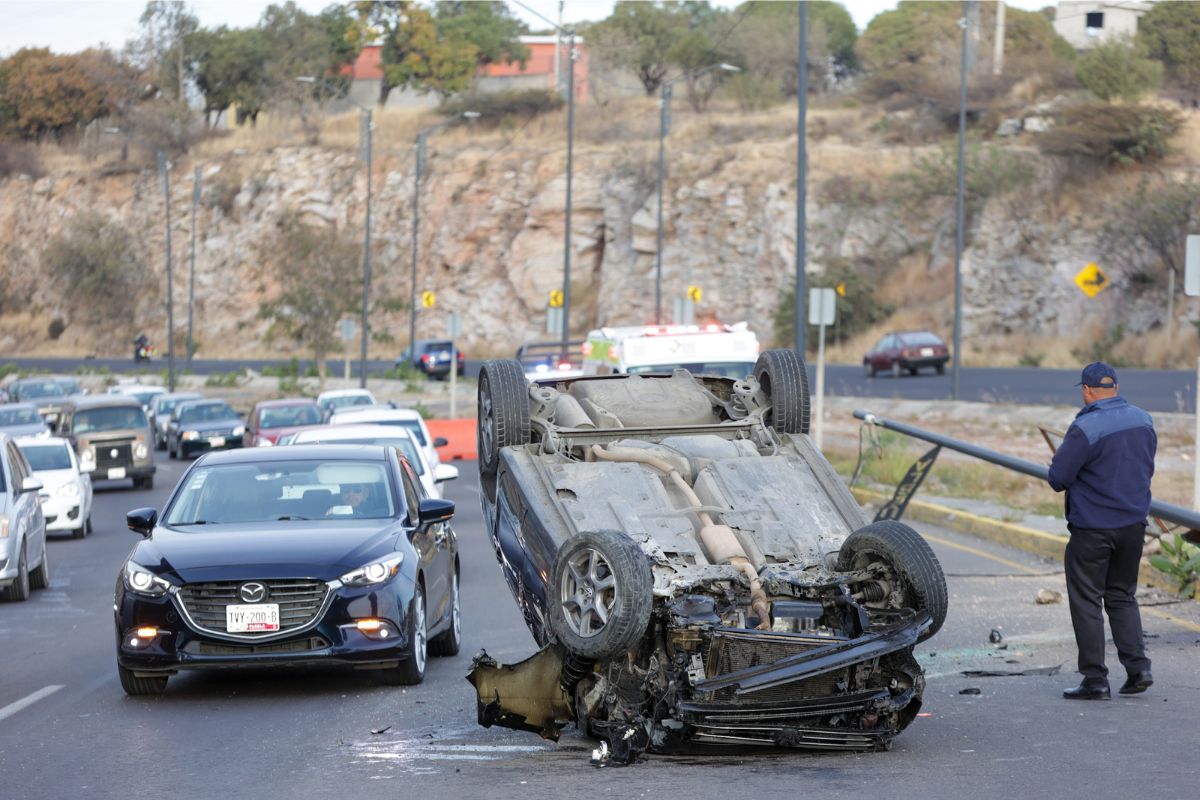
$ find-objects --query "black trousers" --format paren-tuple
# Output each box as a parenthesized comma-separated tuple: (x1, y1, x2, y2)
(1064, 522, 1151, 679)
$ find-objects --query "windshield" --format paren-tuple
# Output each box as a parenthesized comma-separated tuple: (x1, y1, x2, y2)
(14, 382, 66, 401)
(421, 341, 453, 352)
(325, 394, 374, 410)
(260, 405, 321, 429)
(19, 443, 72, 471)
(165, 459, 398, 524)
(626, 362, 757, 380)
(74, 406, 148, 433)
(899, 332, 944, 347)
(131, 391, 162, 407)
(0, 407, 42, 426)
(54, 379, 80, 394)
(349, 418, 426, 446)
(179, 403, 237, 424)
(157, 396, 198, 414)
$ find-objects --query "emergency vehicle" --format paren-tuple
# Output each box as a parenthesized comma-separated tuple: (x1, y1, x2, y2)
(580, 322, 760, 379)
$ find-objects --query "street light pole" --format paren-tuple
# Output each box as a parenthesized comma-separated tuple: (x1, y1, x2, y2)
(561, 33, 575, 363)
(952, 3, 972, 400)
(409, 130, 425, 359)
(188, 166, 199, 363)
(360, 107, 372, 389)
(157, 150, 176, 392)
(794, 1, 808, 356)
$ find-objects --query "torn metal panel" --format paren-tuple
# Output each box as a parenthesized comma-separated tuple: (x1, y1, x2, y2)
(466, 648, 572, 741)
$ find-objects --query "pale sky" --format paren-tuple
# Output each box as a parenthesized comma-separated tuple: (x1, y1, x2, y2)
(0, 0, 1052, 57)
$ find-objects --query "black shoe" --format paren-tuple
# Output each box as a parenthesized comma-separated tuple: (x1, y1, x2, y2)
(1063, 679, 1111, 700)
(1119, 671, 1153, 695)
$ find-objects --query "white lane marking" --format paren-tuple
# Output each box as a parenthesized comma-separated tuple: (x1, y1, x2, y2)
(0, 685, 63, 722)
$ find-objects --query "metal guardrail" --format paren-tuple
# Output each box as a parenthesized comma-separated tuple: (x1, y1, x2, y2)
(854, 408, 1200, 535)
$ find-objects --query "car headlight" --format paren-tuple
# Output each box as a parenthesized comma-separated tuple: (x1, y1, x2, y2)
(57, 482, 80, 499)
(123, 561, 175, 597)
(134, 442, 148, 459)
(256, 438, 274, 447)
(233, 425, 245, 437)
(79, 447, 95, 466)
(340, 554, 404, 587)
(181, 430, 199, 441)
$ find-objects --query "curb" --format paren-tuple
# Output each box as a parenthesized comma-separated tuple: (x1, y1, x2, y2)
(849, 486, 1178, 593)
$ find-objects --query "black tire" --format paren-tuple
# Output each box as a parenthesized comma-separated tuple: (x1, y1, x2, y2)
(155, 437, 166, 452)
(429, 570, 461, 657)
(85, 515, 93, 536)
(891, 361, 901, 378)
(73, 520, 87, 539)
(2, 541, 29, 602)
(837, 520, 948, 642)
(378, 584, 427, 685)
(168, 442, 177, 460)
(908, 366, 919, 377)
(548, 530, 653, 661)
(863, 361, 875, 378)
(118, 664, 168, 696)
(936, 363, 946, 375)
(134, 476, 154, 491)
(477, 360, 530, 479)
(29, 541, 49, 590)
(753, 349, 811, 435)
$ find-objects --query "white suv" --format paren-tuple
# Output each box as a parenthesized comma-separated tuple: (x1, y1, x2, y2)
(327, 407, 443, 466)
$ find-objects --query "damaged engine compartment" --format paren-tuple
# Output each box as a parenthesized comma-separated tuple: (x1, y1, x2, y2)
(471, 352, 947, 764)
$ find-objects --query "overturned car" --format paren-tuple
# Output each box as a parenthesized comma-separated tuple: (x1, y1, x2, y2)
(469, 350, 947, 763)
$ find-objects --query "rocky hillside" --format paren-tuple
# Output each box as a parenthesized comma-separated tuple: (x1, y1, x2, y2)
(1, 105, 1198, 366)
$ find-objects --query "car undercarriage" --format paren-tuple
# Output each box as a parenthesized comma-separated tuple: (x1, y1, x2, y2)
(469, 352, 947, 764)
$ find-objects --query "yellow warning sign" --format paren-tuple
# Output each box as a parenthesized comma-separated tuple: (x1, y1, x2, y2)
(836, 281, 846, 297)
(1074, 263, 1109, 298)
(549, 289, 564, 308)
(421, 291, 436, 309)
(687, 285, 702, 303)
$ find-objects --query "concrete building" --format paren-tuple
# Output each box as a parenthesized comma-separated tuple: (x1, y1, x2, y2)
(1052, 1, 1150, 50)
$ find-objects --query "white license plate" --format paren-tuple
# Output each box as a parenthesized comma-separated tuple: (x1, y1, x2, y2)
(107, 467, 126, 479)
(209, 436, 225, 447)
(226, 603, 280, 633)
(920, 347, 934, 357)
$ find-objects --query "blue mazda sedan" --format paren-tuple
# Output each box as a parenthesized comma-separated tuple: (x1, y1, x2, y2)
(114, 445, 460, 695)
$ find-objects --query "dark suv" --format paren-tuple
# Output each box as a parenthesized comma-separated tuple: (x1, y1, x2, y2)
(399, 340, 464, 379)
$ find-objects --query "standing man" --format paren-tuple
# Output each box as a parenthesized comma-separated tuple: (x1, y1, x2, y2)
(1048, 362, 1155, 700)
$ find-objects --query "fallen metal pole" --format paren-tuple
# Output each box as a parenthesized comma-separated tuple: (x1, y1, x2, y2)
(854, 408, 1200, 534)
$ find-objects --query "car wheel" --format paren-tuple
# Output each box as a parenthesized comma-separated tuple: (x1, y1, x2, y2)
(863, 361, 875, 378)
(837, 520, 948, 643)
(155, 437, 165, 452)
(142, 476, 154, 491)
(2, 541, 29, 602)
(477, 360, 531, 480)
(85, 515, 93, 536)
(29, 540, 49, 590)
(429, 570, 461, 657)
(168, 442, 176, 460)
(117, 664, 168, 696)
(908, 366, 919, 376)
(379, 583, 427, 686)
(753, 349, 811, 435)
(891, 361, 901, 378)
(548, 529, 653, 661)
(936, 363, 946, 375)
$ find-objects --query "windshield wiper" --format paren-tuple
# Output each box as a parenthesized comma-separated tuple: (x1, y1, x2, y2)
(179, 520, 209, 525)
(274, 515, 311, 521)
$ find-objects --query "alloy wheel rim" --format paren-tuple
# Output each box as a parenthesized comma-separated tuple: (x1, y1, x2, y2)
(451, 574, 461, 643)
(480, 386, 496, 466)
(413, 593, 427, 673)
(560, 547, 617, 638)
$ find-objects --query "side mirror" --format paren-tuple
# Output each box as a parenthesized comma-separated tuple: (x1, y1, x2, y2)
(20, 476, 44, 494)
(126, 507, 158, 537)
(417, 498, 454, 526)
(433, 463, 459, 483)
(433, 436, 449, 448)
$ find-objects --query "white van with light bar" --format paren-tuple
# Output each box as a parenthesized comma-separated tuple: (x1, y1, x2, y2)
(580, 322, 760, 380)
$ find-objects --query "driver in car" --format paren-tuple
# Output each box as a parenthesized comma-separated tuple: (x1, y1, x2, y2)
(329, 482, 388, 518)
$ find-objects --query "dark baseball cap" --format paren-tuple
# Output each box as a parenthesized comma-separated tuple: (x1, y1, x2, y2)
(1075, 361, 1118, 388)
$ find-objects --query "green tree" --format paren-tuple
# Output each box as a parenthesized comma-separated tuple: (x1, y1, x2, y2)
(1138, 1, 1200, 102)
(1075, 35, 1162, 102)
(353, 1, 477, 103)
(665, 5, 737, 111)
(137, 1, 199, 103)
(435, 1, 529, 69)
(188, 27, 269, 127)
(257, 214, 360, 386)
(590, 1, 690, 94)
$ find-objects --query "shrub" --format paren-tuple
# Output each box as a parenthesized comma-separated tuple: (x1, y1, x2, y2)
(47, 318, 65, 340)
(0, 138, 43, 178)
(772, 263, 895, 351)
(204, 370, 245, 387)
(440, 89, 563, 127)
(1037, 103, 1183, 165)
(43, 213, 144, 306)
(1075, 35, 1162, 102)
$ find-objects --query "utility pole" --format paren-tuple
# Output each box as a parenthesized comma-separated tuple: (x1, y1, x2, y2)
(655, 83, 671, 325)
(188, 166, 199, 362)
(560, 33, 576, 363)
(409, 132, 425, 357)
(993, 1, 1006, 76)
(952, 2, 973, 400)
(360, 107, 373, 389)
(157, 150, 176, 392)
(794, 2, 808, 355)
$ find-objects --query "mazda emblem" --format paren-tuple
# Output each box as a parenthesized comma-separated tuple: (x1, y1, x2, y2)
(239, 582, 268, 603)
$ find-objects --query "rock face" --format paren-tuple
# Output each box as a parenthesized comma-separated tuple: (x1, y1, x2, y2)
(0, 135, 1188, 360)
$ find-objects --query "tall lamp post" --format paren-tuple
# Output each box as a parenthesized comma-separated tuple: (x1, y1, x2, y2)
(296, 76, 373, 387)
(655, 63, 739, 324)
(408, 112, 480, 356)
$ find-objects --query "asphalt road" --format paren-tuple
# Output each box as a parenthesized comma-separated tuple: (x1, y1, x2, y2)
(2, 454, 1199, 799)
(5, 356, 1198, 412)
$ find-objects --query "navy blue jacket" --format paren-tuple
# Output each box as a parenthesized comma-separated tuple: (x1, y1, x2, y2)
(1047, 396, 1156, 529)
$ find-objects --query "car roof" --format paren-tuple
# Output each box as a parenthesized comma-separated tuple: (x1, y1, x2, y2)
(65, 394, 143, 409)
(254, 398, 318, 408)
(196, 444, 390, 465)
(110, 383, 165, 392)
(331, 407, 421, 421)
(0, 402, 39, 411)
(14, 435, 68, 448)
(291, 423, 419, 443)
(156, 391, 203, 401)
(317, 389, 374, 399)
